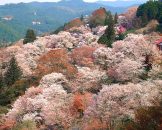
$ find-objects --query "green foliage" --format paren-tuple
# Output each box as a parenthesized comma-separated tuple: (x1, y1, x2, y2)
(141, 12, 148, 26)
(51, 25, 65, 34)
(27, 76, 40, 86)
(125, 29, 136, 35)
(114, 117, 138, 130)
(0, 57, 24, 105)
(157, 24, 162, 33)
(0, 79, 29, 106)
(0, 58, 38, 106)
(0, 73, 5, 89)
(114, 12, 118, 24)
(0, 106, 8, 114)
(115, 33, 125, 40)
(0, 2, 126, 44)
(89, 21, 97, 29)
(0, 2, 82, 43)
(159, 72, 162, 79)
(98, 12, 115, 47)
(0, 21, 22, 44)
(23, 29, 36, 44)
(98, 35, 112, 47)
(80, 14, 84, 21)
(4, 57, 22, 86)
(136, 1, 162, 27)
(104, 11, 111, 26)
(100, 75, 118, 85)
(13, 120, 37, 130)
(132, 17, 142, 29)
(104, 16, 109, 26)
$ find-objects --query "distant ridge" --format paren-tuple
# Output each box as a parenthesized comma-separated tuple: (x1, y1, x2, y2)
(97, 0, 146, 7)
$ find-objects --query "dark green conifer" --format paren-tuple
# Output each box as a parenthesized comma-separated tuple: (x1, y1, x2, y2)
(114, 12, 118, 24)
(0, 72, 4, 89)
(23, 29, 36, 44)
(4, 57, 22, 86)
(98, 12, 115, 47)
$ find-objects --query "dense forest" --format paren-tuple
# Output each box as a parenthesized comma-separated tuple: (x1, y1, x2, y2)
(136, 0, 162, 32)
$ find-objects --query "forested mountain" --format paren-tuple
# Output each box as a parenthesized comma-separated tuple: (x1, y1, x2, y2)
(0, 0, 129, 43)
(97, 0, 146, 7)
(136, 0, 162, 32)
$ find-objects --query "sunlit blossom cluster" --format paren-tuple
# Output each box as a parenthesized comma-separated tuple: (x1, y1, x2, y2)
(93, 34, 161, 82)
(2, 24, 162, 130)
(6, 73, 74, 128)
(84, 80, 162, 124)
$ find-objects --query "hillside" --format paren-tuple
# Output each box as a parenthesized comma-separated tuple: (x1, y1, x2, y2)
(97, 0, 146, 7)
(0, 1, 162, 130)
(0, 0, 128, 43)
(0, 26, 162, 130)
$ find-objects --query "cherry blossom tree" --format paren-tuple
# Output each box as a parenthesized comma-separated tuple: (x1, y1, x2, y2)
(71, 45, 96, 67)
(36, 49, 77, 79)
(6, 73, 75, 129)
(70, 67, 106, 92)
(93, 34, 161, 82)
(84, 80, 162, 129)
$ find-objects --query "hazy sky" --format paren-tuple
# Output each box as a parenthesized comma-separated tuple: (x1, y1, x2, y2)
(0, 0, 148, 5)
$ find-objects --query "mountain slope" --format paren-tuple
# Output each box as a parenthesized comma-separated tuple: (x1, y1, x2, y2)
(97, 0, 146, 7)
(0, 0, 129, 43)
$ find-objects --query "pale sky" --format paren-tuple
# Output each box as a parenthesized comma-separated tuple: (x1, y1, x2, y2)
(0, 0, 148, 5)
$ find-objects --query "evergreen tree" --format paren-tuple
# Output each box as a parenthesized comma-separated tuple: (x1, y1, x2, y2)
(141, 12, 148, 26)
(80, 14, 84, 21)
(98, 12, 115, 47)
(157, 24, 162, 33)
(23, 29, 36, 44)
(0, 73, 4, 89)
(114, 12, 118, 24)
(4, 57, 22, 86)
(104, 11, 111, 26)
(136, 0, 162, 26)
(104, 16, 109, 26)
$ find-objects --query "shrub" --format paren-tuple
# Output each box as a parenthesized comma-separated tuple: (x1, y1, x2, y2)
(0, 106, 8, 114)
